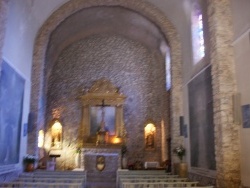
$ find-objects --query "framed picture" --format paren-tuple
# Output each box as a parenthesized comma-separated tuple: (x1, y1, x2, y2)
(188, 66, 216, 170)
(0, 60, 25, 165)
(242, 104, 250, 128)
(90, 106, 115, 136)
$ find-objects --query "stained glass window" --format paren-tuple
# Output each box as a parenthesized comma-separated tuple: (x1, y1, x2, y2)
(165, 46, 171, 91)
(192, 6, 205, 64)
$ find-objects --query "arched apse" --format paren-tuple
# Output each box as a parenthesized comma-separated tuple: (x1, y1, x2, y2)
(30, 0, 183, 161)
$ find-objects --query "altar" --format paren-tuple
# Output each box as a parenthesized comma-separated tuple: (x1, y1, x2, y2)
(80, 78, 126, 145)
(78, 79, 126, 173)
(80, 146, 121, 171)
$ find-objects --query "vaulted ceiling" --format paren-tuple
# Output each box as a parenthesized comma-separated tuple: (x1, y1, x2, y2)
(46, 6, 168, 67)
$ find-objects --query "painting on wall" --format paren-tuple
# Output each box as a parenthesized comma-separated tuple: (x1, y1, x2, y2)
(0, 60, 25, 165)
(90, 106, 115, 136)
(179, 116, 184, 136)
(242, 104, 250, 128)
(188, 65, 216, 170)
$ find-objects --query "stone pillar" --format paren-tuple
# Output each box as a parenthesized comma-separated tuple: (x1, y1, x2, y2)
(80, 150, 85, 170)
(170, 37, 183, 163)
(207, 0, 240, 187)
(115, 105, 123, 137)
(0, 0, 9, 68)
(161, 119, 167, 162)
(81, 105, 90, 142)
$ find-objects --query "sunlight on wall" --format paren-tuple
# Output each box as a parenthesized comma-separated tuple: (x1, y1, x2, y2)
(51, 121, 62, 149)
(38, 130, 44, 148)
(145, 123, 156, 149)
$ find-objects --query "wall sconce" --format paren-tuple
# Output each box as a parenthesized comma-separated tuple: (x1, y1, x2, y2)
(145, 123, 156, 150)
(38, 129, 44, 148)
(111, 136, 122, 144)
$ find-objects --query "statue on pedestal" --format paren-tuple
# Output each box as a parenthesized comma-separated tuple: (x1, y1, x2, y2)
(96, 103, 109, 145)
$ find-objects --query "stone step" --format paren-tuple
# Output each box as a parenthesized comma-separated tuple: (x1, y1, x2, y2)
(86, 171, 116, 187)
(87, 178, 116, 183)
(87, 171, 116, 181)
(86, 182, 116, 188)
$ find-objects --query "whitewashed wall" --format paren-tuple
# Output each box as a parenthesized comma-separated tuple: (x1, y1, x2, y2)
(231, 0, 250, 186)
(1, 0, 69, 176)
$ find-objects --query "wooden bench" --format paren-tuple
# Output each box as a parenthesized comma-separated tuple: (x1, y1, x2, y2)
(121, 181, 199, 188)
(119, 178, 190, 188)
(117, 170, 179, 187)
(0, 182, 83, 188)
(117, 170, 170, 175)
(22, 171, 85, 175)
(15, 171, 86, 187)
(18, 174, 85, 178)
(20, 173, 85, 179)
(33, 170, 85, 174)
(120, 177, 188, 182)
(16, 177, 85, 183)
(117, 175, 179, 187)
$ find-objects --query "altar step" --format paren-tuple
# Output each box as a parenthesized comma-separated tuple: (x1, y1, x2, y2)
(86, 182, 116, 188)
(86, 171, 116, 188)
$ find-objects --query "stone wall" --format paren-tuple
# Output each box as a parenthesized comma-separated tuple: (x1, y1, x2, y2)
(46, 34, 168, 169)
(30, 0, 181, 163)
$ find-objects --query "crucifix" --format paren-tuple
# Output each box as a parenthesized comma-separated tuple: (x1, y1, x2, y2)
(96, 99, 109, 145)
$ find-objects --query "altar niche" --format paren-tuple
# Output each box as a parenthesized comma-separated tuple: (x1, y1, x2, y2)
(80, 78, 126, 146)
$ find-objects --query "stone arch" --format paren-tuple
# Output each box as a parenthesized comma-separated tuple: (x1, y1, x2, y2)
(30, 0, 183, 158)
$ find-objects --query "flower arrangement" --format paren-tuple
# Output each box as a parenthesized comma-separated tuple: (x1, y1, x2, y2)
(173, 145, 185, 161)
(23, 154, 37, 164)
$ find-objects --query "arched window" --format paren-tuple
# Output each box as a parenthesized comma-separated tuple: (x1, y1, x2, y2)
(165, 46, 171, 91)
(192, 3, 205, 64)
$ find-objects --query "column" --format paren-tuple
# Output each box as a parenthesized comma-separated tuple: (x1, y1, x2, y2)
(115, 105, 123, 137)
(161, 119, 167, 162)
(81, 105, 90, 142)
(207, 0, 240, 187)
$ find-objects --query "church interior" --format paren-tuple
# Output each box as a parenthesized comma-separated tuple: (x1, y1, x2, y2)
(0, 0, 250, 187)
